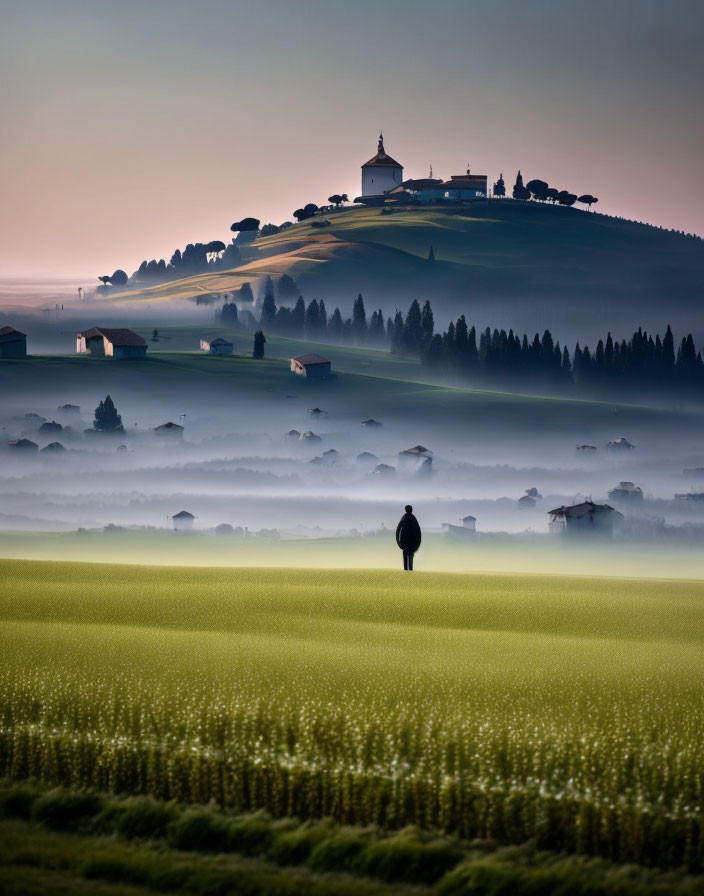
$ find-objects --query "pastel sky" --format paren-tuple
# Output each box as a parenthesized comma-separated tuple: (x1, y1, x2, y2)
(1, 0, 702, 278)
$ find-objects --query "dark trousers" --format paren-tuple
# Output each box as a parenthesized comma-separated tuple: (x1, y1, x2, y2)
(403, 551, 414, 571)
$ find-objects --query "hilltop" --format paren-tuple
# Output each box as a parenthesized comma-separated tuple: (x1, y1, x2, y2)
(106, 201, 703, 341)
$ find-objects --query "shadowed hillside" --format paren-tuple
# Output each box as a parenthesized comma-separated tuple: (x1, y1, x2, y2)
(109, 201, 704, 342)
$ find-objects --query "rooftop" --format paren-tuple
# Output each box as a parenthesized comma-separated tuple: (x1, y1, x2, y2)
(548, 501, 622, 519)
(79, 327, 147, 347)
(362, 133, 403, 169)
(292, 354, 331, 366)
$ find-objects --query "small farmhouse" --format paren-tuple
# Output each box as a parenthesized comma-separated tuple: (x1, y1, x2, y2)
(548, 501, 623, 535)
(154, 422, 184, 439)
(39, 421, 63, 435)
(8, 438, 38, 453)
(291, 354, 331, 378)
(443, 515, 476, 538)
(0, 326, 27, 359)
(200, 337, 233, 355)
(40, 442, 66, 454)
(399, 445, 432, 461)
(361, 418, 382, 427)
(172, 510, 195, 531)
(77, 327, 147, 359)
(608, 481, 643, 502)
(416, 169, 488, 202)
(608, 437, 635, 450)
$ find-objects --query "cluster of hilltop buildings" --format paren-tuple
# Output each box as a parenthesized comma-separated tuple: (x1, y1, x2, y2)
(356, 133, 488, 205)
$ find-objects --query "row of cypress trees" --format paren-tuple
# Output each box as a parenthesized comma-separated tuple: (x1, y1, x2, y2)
(422, 318, 704, 395)
(221, 274, 703, 397)
(255, 276, 429, 349)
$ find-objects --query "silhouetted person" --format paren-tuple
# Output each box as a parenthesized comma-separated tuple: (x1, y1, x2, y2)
(396, 504, 421, 570)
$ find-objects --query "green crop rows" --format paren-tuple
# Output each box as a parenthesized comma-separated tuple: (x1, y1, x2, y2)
(1, 559, 704, 869)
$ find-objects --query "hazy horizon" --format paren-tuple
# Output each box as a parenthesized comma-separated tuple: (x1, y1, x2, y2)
(1, 0, 703, 281)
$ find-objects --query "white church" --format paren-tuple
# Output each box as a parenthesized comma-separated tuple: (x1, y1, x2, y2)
(358, 133, 488, 204)
(361, 133, 404, 196)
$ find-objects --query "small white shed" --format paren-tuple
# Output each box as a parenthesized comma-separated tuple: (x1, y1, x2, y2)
(172, 510, 195, 531)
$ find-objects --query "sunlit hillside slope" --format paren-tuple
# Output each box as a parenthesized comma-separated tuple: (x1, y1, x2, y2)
(109, 201, 704, 340)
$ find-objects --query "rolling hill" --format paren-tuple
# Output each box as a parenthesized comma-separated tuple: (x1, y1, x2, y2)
(108, 200, 704, 341)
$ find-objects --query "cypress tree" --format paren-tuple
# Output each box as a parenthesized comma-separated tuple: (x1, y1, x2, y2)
(329, 307, 343, 341)
(403, 300, 423, 353)
(305, 299, 320, 338)
(455, 315, 469, 372)
(420, 301, 434, 348)
(318, 299, 328, 336)
(291, 296, 306, 335)
(391, 311, 404, 353)
(421, 334, 443, 370)
(352, 294, 367, 343)
(253, 330, 266, 359)
(259, 277, 277, 327)
(93, 395, 123, 432)
(561, 345, 572, 379)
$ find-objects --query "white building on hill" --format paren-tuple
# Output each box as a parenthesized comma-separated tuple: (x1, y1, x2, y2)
(361, 133, 403, 197)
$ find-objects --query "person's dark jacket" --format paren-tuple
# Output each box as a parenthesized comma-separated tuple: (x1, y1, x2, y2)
(396, 512, 421, 553)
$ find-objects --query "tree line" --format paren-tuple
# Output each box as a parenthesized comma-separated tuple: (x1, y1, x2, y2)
(220, 279, 704, 398)
(218, 277, 434, 350)
(492, 171, 597, 209)
(422, 317, 704, 396)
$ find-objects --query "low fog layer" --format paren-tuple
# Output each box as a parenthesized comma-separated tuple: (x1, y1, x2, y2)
(2, 323, 704, 580)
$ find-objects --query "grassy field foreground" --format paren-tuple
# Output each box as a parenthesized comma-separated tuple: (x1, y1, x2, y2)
(1, 559, 704, 873)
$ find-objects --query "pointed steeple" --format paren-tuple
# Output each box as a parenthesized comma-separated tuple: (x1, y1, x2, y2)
(378, 132, 385, 156)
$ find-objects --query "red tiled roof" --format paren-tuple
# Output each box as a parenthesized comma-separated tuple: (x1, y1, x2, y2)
(401, 445, 432, 455)
(292, 354, 331, 366)
(362, 151, 403, 169)
(79, 327, 147, 347)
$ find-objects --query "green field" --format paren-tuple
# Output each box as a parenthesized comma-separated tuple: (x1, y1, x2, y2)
(2, 559, 704, 874)
(0, 348, 687, 443)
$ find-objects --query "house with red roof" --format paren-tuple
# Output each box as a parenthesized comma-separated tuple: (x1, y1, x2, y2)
(76, 327, 147, 359)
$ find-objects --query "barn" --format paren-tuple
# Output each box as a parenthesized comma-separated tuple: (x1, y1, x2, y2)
(76, 327, 147, 359)
(154, 422, 184, 439)
(8, 438, 38, 453)
(548, 501, 623, 536)
(0, 326, 27, 359)
(290, 354, 332, 378)
(200, 337, 233, 355)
